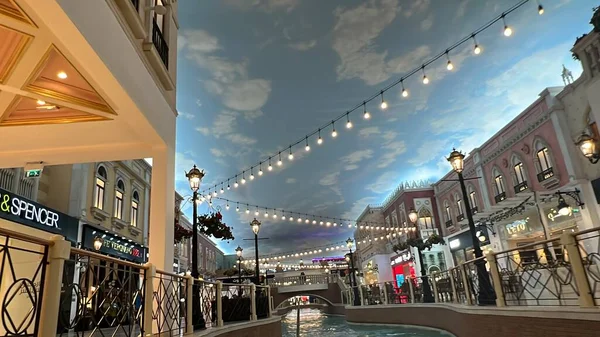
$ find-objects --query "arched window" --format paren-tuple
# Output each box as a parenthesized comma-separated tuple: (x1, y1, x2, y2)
(511, 155, 528, 193)
(131, 191, 140, 227)
(533, 139, 555, 181)
(455, 193, 464, 219)
(468, 185, 478, 213)
(94, 166, 107, 210)
(444, 200, 452, 224)
(418, 208, 433, 230)
(492, 167, 506, 202)
(114, 179, 125, 219)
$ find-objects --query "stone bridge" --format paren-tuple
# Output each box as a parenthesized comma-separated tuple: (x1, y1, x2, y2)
(269, 274, 344, 309)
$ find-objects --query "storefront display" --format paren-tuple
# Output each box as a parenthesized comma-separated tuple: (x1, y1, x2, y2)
(390, 250, 415, 288)
(81, 224, 147, 264)
(447, 226, 491, 266)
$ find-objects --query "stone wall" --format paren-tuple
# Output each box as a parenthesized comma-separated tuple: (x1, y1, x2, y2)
(197, 317, 282, 337)
(345, 304, 600, 337)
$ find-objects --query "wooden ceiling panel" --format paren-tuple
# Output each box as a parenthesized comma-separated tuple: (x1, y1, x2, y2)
(0, 0, 34, 26)
(0, 24, 31, 83)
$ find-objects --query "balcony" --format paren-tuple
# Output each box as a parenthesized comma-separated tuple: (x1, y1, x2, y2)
(445, 220, 453, 228)
(456, 214, 464, 222)
(152, 19, 169, 69)
(142, 19, 174, 90)
(494, 191, 506, 203)
(537, 167, 560, 189)
(537, 168, 554, 182)
(471, 206, 478, 214)
(115, 0, 145, 39)
(514, 181, 528, 194)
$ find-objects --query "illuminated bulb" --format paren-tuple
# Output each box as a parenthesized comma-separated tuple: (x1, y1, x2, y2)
(273, 214, 277, 219)
(268, 164, 273, 171)
(255, 210, 259, 216)
(504, 25, 512, 37)
(288, 153, 294, 160)
(474, 45, 481, 55)
(57, 71, 67, 79)
(220, 188, 224, 194)
(246, 208, 250, 214)
(305, 144, 310, 152)
(312, 220, 316, 224)
(422, 75, 429, 84)
(36, 99, 46, 105)
(264, 212, 269, 217)
(241, 177, 246, 184)
(402, 88, 409, 97)
(363, 110, 370, 119)
(346, 120, 353, 129)
(380, 101, 388, 110)
(317, 136, 323, 145)
(213, 191, 218, 197)
(236, 206, 240, 212)
(250, 174, 255, 180)
(332, 129, 337, 138)
(305, 219, 309, 224)
(282, 215, 286, 220)
(259, 169, 263, 176)
(234, 182, 239, 188)
(227, 185, 231, 190)
(538, 4, 544, 15)
(226, 204, 230, 210)
(447, 60, 454, 71)
(297, 218, 302, 223)
(277, 159, 283, 166)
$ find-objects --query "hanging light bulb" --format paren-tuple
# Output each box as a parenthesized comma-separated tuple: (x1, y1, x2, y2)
(446, 51, 454, 71)
(502, 15, 512, 37)
(220, 187, 224, 194)
(273, 210, 277, 219)
(331, 121, 337, 138)
(421, 66, 429, 84)
(250, 168, 255, 180)
(472, 35, 481, 55)
(536, 0, 544, 15)
(277, 152, 283, 166)
(363, 102, 370, 119)
(288, 146, 294, 160)
(234, 178, 239, 188)
(236, 204, 240, 212)
(268, 157, 273, 171)
(305, 137, 310, 151)
(317, 129, 323, 145)
(246, 207, 250, 214)
(227, 181, 231, 190)
(226, 203, 230, 210)
(264, 210, 269, 217)
(255, 208, 259, 216)
(346, 113, 353, 129)
(241, 172, 246, 184)
(258, 163, 263, 176)
(380, 91, 388, 110)
(401, 80, 409, 98)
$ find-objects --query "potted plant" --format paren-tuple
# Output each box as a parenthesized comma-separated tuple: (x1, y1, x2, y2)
(198, 212, 235, 242)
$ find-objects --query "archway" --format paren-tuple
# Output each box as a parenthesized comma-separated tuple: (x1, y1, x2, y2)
(274, 293, 335, 310)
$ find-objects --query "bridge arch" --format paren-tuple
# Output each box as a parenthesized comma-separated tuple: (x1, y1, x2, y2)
(274, 293, 335, 309)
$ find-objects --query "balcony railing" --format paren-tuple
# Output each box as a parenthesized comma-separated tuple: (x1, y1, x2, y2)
(513, 181, 528, 194)
(537, 168, 555, 182)
(152, 18, 169, 69)
(471, 206, 478, 214)
(494, 191, 506, 203)
(445, 220, 453, 228)
(456, 214, 465, 222)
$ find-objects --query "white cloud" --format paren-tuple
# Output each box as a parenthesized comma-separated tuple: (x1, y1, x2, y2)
(319, 172, 339, 186)
(366, 171, 401, 193)
(340, 149, 374, 170)
(175, 152, 198, 182)
(359, 126, 380, 138)
(223, 0, 299, 13)
(402, 0, 430, 17)
(210, 148, 227, 158)
(196, 111, 258, 145)
(221, 79, 272, 111)
(178, 111, 195, 120)
(377, 140, 407, 168)
(286, 178, 297, 184)
(341, 196, 380, 220)
(226, 133, 258, 145)
(179, 30, 221, 53)
(196, 127, 210, 136)
(408, 139, 449, 166)
(420, 13, 434, 31)
(454, 0, 471, 20)
(289, 40, 317, 51)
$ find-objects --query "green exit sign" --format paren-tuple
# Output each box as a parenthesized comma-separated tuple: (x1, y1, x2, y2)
(25, 169, 42, 178)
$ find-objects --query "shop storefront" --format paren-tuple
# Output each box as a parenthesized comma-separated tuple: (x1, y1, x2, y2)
(390, 250, 416, 288)
(447, 226, 492, 266)
(80, 224, 147, 263)
(0, 187, 79, 336)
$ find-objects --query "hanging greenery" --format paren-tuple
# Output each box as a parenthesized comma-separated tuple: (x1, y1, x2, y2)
(174, 218, 193, 244)
(198, 211, 235, 241)
(393, 233, 445, 252)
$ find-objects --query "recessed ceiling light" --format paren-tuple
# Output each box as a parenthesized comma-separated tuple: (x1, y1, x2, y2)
(36, 100, 46, 105)
(57, 71, 67, 79)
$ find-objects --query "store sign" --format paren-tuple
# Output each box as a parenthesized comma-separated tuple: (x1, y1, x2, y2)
(82, 225, 146, 263)
(0, 187, 78, 242)
(449, 239, 460, 249)
(103, 240, 142, 258)
(505, 220, 528, 235)
(390, 250, 412, 266)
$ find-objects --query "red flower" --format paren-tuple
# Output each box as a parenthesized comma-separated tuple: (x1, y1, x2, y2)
(216, 212, 222, 220)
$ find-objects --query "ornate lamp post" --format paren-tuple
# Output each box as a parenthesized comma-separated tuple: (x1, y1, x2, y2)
(407, 208, 434, 303)
(235, 246, 243, 284)
(575, 132, 600, 164)
(346, 238, 361, 306)
(447, 149, 496, 305)
(250, 218, 262, 284)
(185, 164, 205, 329)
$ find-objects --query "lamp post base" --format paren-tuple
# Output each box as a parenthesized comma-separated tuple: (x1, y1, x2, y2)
(475, 259, 497, 306)
(192, 286, 207, 330)
(421, 276, 435, 303)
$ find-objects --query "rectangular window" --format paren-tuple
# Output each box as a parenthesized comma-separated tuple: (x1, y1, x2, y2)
(469, 191, 477, 208)
(537, 148, 552, 171)
(94, 178, 105, 210)
(495, 175, 505, 194)
(419, 216, 432, 229)
(457, 199, 464, 215)
(131, 200, 139, 227)
(114, 190, 123, 219)
(445, 206, 451, 221)
(514, 163, 526, 184)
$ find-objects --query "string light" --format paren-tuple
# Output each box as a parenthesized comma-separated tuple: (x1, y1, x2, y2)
(288, 146, 294, 160)
(317, 129, 323, 145)
(235, 203, 239, 212)
(199, 1, 537, 196)
(331, 121, 337, 137)
(246, 207, 250, 214)
(446, 51, 454, 71)
(277, 152, 283, 166)
(363, 102, 370, 119)
(380, 91, 388, 110)
(401, 80, 408, 98)
(226, 202, 230, 210)
(220, 186, 224, 194)
(502, 15, 513, 37)
(421, 66, 429, 84)
(259, 162, 263, 176)
(241, 172, 246, 184)
(472, 35, 481, 55)
(234, 177, 239, 188)
(346, 113, 353, 129)
(305, 137, 310, 151)
(273, 209, 278, 219)
(268, 157, 273, 171)
(255, 207, 259, 216)
(250, 167, 255, 180)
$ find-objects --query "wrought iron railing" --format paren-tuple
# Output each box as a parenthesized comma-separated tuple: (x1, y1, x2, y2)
(220, 283, 251, 322)
(495, 191, 507, 203)
(575, 228, 600, 305)
(152, 18, 169, 69)
(0, 228, 49, 337)
(194, 279, 217, 328)
(57, 248, 146, 337)
(255, 285, 270, 319)
(272, 274, 332, 286)
(537, 168, 555, 182)
(152, 270, 187, 335)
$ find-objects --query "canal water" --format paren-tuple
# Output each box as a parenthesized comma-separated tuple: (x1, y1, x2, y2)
(281, 309, 451, 337)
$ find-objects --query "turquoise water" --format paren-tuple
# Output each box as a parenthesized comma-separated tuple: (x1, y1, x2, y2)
(281, 309, 450, 337)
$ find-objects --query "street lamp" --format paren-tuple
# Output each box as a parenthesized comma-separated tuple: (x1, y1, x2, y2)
(407, 208, 434, 303)
(235, 246, 243, 285)
(575, 132, 600, 164)
(185, 164, 205, 329)
(250, 218, 261, 284)
(346, 237, 361, 306)
(447, 149, 496, 305)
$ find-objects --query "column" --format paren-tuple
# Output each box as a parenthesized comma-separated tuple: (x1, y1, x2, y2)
(148, 146, 175, 271)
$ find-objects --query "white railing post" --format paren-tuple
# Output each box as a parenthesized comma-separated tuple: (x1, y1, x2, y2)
(408, 277, 415, 304)
(431, 272, 439, 303)
(382, 283, 388, 304)
(185, 275, 194, 334)
(267, 286, 273, 317)
(486, 252, 506, 307)
(561, 233, 595, 308)
(449, 268, 458, 304)
(142, 262, 155, 335)
(38, 235, 70, 337)
(251, 284, 258, 320)
(358, 286, 364, 306)
(216, 281, 224, 327)
(459, 264, 473, 305)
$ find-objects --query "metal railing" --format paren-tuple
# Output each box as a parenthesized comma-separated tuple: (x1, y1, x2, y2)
(152, 18, 169, 69)
(0, 228, 274, 336)
(344, 227, 600, 309)
(271, 274, 333, 286)
(0, 228, 50, 337)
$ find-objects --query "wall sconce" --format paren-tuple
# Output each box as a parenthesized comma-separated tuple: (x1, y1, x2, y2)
(556, 189, 584, 216)
(575, 132, 600, 164)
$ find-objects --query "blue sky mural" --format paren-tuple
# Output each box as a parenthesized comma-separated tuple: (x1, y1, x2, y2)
(174, 0, 590, 258)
